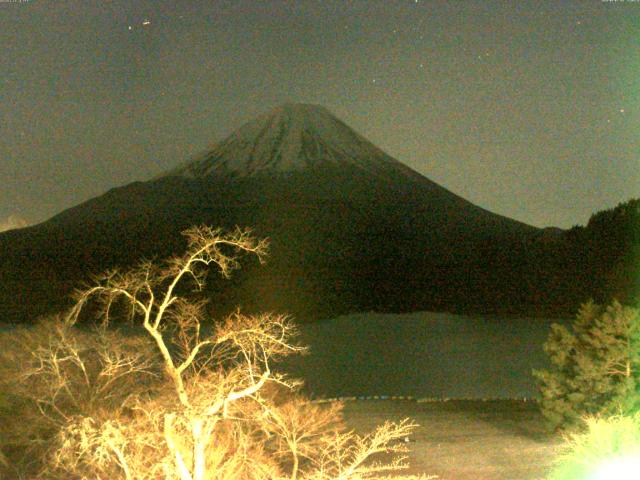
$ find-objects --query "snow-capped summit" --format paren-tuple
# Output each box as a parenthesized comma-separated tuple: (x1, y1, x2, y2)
(169, 103, 416, 178)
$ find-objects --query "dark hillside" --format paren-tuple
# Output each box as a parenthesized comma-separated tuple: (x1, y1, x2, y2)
(0, 164, 540, 323)
(1, 105, 635, 323)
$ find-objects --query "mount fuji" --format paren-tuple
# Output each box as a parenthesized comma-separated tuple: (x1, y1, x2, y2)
(168, 103, 424, 179)
(1, 104, 548, 323)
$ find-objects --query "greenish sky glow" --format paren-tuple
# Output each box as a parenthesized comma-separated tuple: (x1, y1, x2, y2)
(0, 0, 638, 229)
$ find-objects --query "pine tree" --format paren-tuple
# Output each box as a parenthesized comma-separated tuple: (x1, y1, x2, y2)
(534, 300, 640, 430)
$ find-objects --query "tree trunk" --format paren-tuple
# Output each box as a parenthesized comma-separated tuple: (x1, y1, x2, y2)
(164, 413, 193, 480)
(192, 417, 207, 480)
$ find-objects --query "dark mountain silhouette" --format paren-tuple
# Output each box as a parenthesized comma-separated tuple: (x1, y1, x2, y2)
(1, 104, 635, 323)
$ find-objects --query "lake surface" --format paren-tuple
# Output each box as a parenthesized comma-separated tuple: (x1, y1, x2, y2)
(281, 311, 570, 399)
(1, 311, 570, 400)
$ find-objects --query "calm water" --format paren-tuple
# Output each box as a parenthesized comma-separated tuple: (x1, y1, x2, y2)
(281, 311, 570, 400)
(1, 311, 569, 400)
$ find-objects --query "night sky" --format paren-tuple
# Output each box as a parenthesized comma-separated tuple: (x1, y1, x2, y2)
(1, 0, 638, 230)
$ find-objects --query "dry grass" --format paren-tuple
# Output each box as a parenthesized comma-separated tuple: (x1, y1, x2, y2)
(340, 399, 565, 480)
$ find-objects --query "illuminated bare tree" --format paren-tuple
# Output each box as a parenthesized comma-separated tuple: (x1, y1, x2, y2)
(309, 418, 421, 480)
(65, 226, 302, 479)
(67, 225, 273, 411)
(2, 226, 433, 480)
(0, 316, 158, 478)
(261, 396, 344, 479)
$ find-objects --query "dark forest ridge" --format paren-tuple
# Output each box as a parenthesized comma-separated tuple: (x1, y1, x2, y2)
(0, 104, 637, 323)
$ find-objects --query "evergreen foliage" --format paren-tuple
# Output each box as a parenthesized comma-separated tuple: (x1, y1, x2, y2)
(534, 300, 640, 430)
(548, 413, 640, 480)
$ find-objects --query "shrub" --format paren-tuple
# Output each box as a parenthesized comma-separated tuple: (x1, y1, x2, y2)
(534, 300, 640, 431)
(0, 317, 160, 478)
(548, 413, 640, 480)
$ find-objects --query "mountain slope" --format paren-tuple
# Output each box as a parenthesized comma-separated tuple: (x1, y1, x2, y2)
(1, 104, 544, 323)
(167, 103, 422, 179)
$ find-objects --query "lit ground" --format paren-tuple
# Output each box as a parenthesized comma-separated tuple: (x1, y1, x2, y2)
(340, 399, 564, 480)
(284, 310, 569, 479)
(2, 310, 569, 478)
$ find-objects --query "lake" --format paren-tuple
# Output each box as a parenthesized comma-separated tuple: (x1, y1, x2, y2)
(281, 311, 570, 399)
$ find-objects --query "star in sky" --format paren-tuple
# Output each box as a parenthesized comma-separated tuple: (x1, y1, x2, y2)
(1, 0, 637, 229)
(128, 19, 151, 30)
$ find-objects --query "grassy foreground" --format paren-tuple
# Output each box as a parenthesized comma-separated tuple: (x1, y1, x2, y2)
(340, 399, 564, 480)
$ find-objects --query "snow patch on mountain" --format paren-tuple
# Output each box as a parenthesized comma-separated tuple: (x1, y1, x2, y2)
(0, 214, 29, 232)
(169, 103, 420, 179)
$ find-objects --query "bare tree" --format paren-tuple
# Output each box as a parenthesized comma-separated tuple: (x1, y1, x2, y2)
(0, 316, 158, 478)
(260, 396, 344, 480)
(2, 226, 434, 479)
